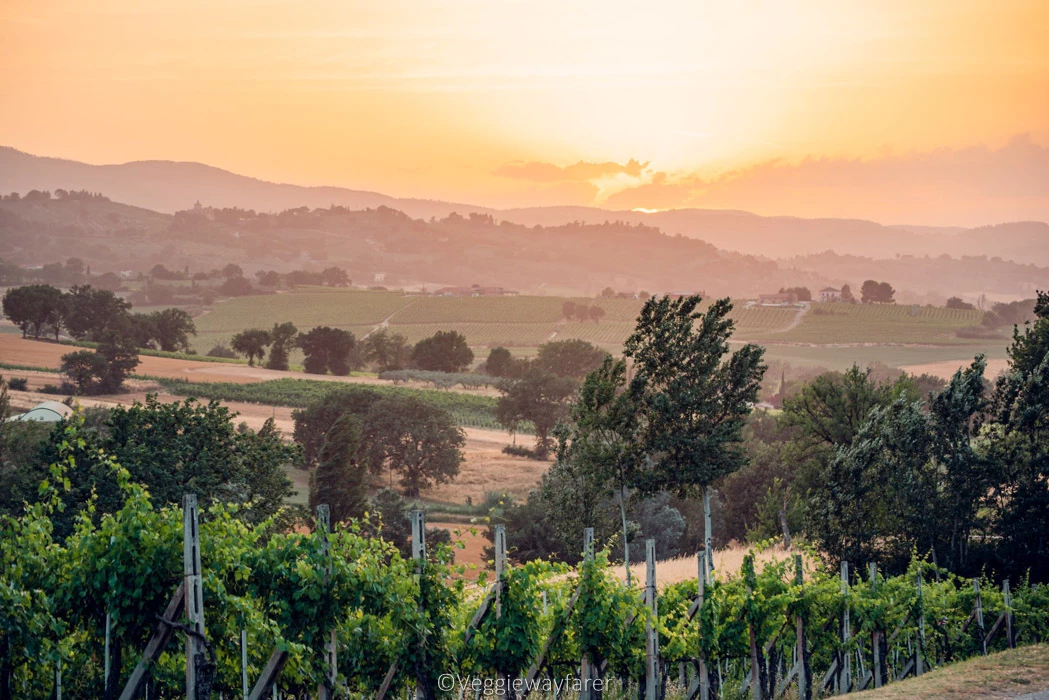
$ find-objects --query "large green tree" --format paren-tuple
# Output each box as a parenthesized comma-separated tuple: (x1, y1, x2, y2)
(309, 413, 368, 524)
(411, 330, 474, 373)
(265, 321, 298, 371)
(818, 358, 988, 572)
(362, 395, 465, 497)
(535, 339, 609, 379)
(624, 295, 766, 493)
(147, 308, 197, 352)
(360, 329, 411, 372)
(231, 328, 271, 366)
(61, 285, 131, 342)
(988, 291, 1049, 578)
(292, 387, 382, 468)
(496, 367, 577, 459)
(16, 398, 296, 536)
(622, 295, 766, 563)
(297, 326, 358, 375)
(2, 284, 64, 339)
(60, 338, 140, 395)
(554, 357, 642, 576)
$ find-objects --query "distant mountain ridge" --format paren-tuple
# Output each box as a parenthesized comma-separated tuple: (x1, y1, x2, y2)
(2, 146, 1046, 265)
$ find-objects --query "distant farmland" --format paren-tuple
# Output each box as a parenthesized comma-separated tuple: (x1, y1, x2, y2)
(190, 289, 1009, 371)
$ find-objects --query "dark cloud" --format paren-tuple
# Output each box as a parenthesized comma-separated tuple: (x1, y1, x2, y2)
(494, 158, 648, 183)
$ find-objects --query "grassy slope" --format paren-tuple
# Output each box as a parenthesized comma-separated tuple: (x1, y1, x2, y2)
(853, 644, 1049, 699)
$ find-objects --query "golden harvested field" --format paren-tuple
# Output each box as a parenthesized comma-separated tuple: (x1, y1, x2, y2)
(853, 644, 1049, 699)
(618, 544, 818, 587)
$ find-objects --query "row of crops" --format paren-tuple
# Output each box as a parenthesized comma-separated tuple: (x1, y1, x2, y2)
(4, 464, 1046, 699)
(746, 303, 987, 345)
(155, 377, 507, 431)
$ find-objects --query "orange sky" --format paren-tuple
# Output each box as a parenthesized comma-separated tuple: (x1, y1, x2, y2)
(2, 0, 1048, 223)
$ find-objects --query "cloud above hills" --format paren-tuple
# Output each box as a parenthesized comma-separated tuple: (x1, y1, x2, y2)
(496, 135, 1049, 226)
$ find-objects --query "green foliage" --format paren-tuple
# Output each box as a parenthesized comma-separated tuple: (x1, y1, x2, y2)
(483, 346, 513, 377)
(147, 307, 197, 352)
(988, 290, 1049, 578)
(496, 367, 577, 459)
(60, 337, 140, 395)
(265, 321, 298, 371)
(861, 280, 896, 304)
(362, 395, 465, 497)
(61, 284, 132, 342)
(296, 325, 358, 375)
(624, 294, 766, 495)
(361, 328, 412, 372)
(412, 329, 475, 373)
(535, 339, 609, 379)
(309, 414, 368, 524)
(231, 327, 271, 366)
(2, 283, 64, 339)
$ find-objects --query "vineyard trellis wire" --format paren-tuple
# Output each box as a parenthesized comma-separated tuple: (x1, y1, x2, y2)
(2, 457, 1047, 700)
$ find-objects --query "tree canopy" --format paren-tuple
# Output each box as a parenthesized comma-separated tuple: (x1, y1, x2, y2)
(231, 328, 271, 366)
(361, 395, 465, 496)
(297, 326, 358, 375)
(411, 330, 474, 373)
(535, 339, 609, 379)
(496, 367, 577, 459)
(623, 295, 766, 495)
(309, 413, 368, 524)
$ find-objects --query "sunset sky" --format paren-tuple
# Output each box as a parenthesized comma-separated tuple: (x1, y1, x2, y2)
(2, 0, 1048, 224)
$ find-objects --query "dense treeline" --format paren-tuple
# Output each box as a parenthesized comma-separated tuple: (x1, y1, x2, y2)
(495, 292, 1049, 582)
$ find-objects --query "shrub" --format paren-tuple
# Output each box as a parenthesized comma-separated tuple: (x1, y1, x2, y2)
(38, 382, 75, 395)
(207, 344, 238, 359)
(502, 444, 540, 459)
(956, 325, 1005, 339)
(7, 377, 28, 391)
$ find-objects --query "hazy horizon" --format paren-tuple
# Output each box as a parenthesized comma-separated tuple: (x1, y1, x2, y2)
(3, 1, 1048, 227)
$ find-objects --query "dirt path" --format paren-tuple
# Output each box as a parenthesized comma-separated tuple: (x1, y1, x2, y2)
(364, 297, 418, 338)
(0, 335, 499, 396)
(901, 357, 1010, 381)
(770, 301, 810, 333)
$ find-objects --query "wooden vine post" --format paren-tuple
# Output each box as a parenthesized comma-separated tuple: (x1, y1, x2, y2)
(316, 505, 336, 700)
(117, 584, 186, 700)
(580, 528, 596, 700)
(915, 572, 925, 677)
(183, 495, 207, 700)
(974, 579, 986, 656)
(240, 629, 249, 700)
(869, 563, 882, 688)
(495, 524, 507, 618)
(1004, 580, 1014, 649)
(702, 487, 714, 578)
(644, 539, 659, 700)
(494, 524, 511, 698)
(839, 562, 851, 694)
(746, 557, 764, 700)
(795, 555, 810, 700)
(411, 510, 435, 700)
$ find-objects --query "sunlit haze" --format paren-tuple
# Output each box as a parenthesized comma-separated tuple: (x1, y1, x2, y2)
(2, 0, 1048, 223)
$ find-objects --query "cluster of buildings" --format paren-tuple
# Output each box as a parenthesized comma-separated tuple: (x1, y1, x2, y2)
(758, 287, 844, 306)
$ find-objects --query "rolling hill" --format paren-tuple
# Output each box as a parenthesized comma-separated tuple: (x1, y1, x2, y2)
(2, 146, 1047, 266)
